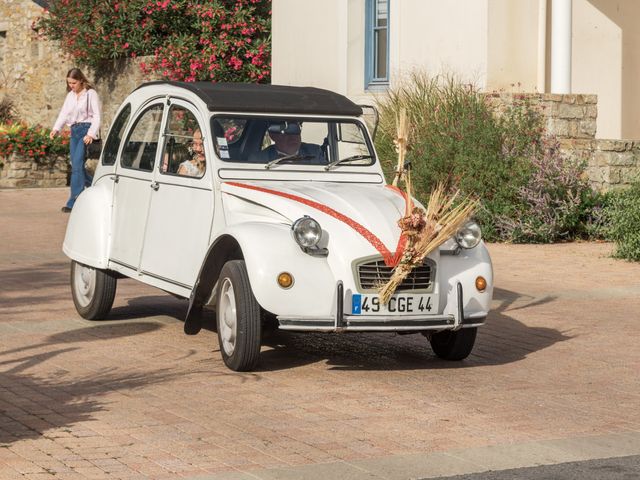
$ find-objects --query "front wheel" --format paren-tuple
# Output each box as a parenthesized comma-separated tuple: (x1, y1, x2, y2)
(216, 260, 262, 371)
(428, 327, 477, 360)
(70, 261, 117, 320)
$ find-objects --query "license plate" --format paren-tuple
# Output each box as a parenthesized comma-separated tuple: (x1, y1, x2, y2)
(351, 293, 437, 315)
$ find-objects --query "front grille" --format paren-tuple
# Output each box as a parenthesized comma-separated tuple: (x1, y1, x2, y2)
(356, 258, 435, 292)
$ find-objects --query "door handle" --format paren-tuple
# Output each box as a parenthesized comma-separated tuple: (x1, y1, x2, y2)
(150, 181, 160, 191)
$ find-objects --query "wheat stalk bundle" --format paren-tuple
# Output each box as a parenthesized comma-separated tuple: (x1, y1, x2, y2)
(392, 109, 409, 188)
(378, 106, 477, 304)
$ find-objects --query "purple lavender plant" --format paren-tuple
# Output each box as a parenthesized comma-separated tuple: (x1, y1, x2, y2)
(496, 137, 594, 243)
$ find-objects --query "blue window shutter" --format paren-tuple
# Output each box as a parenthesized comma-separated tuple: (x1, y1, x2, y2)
(365, 0, 390, 89)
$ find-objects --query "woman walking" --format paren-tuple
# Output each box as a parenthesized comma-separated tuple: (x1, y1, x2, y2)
(50, 68, 101, 212)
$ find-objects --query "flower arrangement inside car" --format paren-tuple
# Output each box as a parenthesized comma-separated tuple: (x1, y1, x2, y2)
(62, 81, 493, 371)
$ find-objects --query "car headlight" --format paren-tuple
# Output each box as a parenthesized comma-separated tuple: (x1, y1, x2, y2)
(455, 220, 482, 249)
(292, 216, 322, 248)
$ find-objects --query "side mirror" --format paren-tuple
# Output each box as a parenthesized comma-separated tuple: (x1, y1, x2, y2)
(359, 105, 379, 141)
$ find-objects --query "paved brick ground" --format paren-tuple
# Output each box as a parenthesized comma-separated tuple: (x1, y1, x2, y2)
(0, 187, 639, 479)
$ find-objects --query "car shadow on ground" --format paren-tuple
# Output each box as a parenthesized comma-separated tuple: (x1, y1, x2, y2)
(254, 286, 571, 372)
(109, 295, 189, 321)
(69, 286, 570, 374)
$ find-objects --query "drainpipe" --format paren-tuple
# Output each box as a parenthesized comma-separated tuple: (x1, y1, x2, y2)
(537, 0, 547, 93)
(550, 0, 572, 93)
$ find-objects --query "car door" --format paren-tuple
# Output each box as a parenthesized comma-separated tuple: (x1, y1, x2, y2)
(110, 102, 166, 271)
(139, 100, 214, 289)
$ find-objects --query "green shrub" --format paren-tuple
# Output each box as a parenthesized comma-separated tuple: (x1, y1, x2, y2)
(374, 72, 599, 243)
(375, 72, 540, 241)
(603, 180, 640, 261)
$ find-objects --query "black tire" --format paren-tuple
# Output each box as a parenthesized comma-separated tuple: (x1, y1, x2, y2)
(428, 327, 477, 360)
(70, 260, 117, 320)
(216, 260, 261, 371)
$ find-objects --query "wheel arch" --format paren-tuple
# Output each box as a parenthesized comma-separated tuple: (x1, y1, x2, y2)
(184, 234, 244, 334)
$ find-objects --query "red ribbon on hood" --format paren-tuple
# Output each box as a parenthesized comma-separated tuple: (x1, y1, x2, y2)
(225, 182, 408, 267)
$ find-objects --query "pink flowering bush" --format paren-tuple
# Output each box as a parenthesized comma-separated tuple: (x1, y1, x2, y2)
(35, 0, 271, 83)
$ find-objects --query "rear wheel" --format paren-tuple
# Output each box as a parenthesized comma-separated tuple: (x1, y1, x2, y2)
(70, 261, 117, 320)
(216, 260, 261, 371)
(428, 327, 477, 360)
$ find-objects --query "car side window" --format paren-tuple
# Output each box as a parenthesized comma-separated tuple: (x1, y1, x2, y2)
(161, 106, 205, 178)
(102, 104, 131, 166)
(120, 104, 164, 171)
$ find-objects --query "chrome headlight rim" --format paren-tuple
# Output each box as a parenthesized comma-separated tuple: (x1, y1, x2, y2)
(291, 216, 322, 248)
(455, 220, 482, 249)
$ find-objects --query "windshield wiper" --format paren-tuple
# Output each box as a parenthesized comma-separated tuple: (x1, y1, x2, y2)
(324, 154, 373, 171)
(264, 154, 315, 169)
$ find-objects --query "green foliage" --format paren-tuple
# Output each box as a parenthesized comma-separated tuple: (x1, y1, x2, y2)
(375, 72, 540, 241)
(35, 0, 271, 82)
(603, 180, 640, 261)
(0, 123, 68, 160)
(374, 72, 599, 243)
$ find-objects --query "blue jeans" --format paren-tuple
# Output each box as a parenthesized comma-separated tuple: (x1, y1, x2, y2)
(66, 123, 93, 209)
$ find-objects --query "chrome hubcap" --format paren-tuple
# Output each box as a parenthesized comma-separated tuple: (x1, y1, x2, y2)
(73, 263, 96, 307)
(218, 278, 237, 356)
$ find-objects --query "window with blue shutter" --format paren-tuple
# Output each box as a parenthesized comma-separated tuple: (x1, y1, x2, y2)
(365, 0, 389, 88)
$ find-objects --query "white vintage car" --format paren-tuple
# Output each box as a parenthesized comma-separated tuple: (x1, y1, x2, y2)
(63, 82, 493, 371)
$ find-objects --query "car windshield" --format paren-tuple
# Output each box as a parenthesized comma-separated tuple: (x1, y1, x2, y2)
(210, 116, 375, 168)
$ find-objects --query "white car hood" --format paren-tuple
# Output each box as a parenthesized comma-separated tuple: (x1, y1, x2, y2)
(221, 180, 409, 261)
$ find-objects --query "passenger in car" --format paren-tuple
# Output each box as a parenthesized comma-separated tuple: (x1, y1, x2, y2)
(254, 122, 324, 164)
(177, 129, 206, 176)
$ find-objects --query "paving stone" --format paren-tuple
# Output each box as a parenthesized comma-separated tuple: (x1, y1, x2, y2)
(1, 188, 640, 479)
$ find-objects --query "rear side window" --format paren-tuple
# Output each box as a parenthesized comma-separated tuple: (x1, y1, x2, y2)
(161, 106, 205, 177)
(102, 104, 131, 166)
(120, 104, 164, 171)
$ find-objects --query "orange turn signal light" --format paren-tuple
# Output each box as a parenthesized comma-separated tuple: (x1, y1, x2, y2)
(277, 272, 294, 289)
(475, 276, 487, 292)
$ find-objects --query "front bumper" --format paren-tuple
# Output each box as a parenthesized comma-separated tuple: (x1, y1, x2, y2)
(277, 281, 486, 332)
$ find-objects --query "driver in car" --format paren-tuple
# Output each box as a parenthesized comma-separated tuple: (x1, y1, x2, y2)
(254, 121, 324, 164)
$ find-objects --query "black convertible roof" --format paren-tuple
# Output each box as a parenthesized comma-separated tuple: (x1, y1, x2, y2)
(138, 81, 363, 116)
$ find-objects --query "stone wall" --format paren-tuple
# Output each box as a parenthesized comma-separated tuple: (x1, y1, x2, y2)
(0, 153, 68, 188)
(485, 92, 598, 140)
(92, 57, 161, 132)
(0, 1, 158, 134)
(485, 92, 639, 190)
(561, 139, 640, 191)
(0, 0, 69, 128)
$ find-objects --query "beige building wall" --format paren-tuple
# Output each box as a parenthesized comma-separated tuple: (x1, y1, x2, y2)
(486, 0, 540, 92)
(273, 0, 640, 141)
(273, 0, 490, 97)
(272, 0, 349, 94)
(391, 0, 489, 86)
(573, 0, 640, 139)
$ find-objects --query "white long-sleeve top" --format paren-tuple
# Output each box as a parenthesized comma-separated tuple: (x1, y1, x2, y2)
(52, 88, 101, 139)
